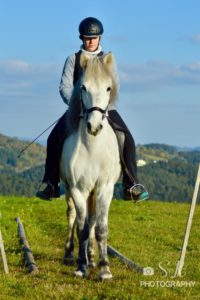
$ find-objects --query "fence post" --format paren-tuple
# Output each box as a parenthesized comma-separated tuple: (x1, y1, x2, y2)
(0, 229, 9, 274)
(16, 217, 39, 275)
(175, 164, 200, 277)
(107, 245, 145, 274)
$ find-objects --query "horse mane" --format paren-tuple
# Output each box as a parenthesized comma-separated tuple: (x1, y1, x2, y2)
(67, 54, 118, 134)
(67, 79, 82, 134)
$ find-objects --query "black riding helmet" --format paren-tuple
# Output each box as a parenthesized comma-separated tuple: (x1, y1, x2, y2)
(79, 17, 104, 38)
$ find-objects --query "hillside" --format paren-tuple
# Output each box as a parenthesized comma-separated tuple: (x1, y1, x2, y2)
(0, 133, 46, 196)
(0, 133, 46, 172)
(0, 133, 200, 202)
(137, 143, 179, 163)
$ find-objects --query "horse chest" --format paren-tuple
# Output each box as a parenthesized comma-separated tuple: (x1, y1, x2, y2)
(63, 135, 118, 181)
(73, 144, 112, 174)
(61, 121, 121, 191)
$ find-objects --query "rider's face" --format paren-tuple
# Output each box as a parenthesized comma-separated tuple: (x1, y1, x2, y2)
(82, 36, 100, 52)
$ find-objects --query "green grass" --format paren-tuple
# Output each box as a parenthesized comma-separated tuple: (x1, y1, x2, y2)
(0, 196, 199, 299)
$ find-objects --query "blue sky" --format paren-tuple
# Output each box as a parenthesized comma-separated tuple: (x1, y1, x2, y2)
(1, 0, 200, 147)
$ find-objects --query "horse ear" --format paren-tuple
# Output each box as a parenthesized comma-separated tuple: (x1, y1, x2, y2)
(80, 53, 90, 70)
(103, 52, 114, 68)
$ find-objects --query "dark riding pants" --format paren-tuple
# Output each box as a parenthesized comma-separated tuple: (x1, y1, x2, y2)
(43, 110, 138, 189)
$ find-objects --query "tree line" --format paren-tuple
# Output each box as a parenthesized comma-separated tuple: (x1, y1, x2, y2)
(0, 133, 200, 202)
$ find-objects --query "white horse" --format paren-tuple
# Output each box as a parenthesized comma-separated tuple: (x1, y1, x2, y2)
(60, 52, 121, 280)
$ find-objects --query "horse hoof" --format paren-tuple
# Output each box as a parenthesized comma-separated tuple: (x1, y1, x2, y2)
(63, 256, 74, 265)
(99, 272, 113, 281)
(88, 261, 96, 268)
(74, 268, 87, 278)
(99, 268, 113, 281)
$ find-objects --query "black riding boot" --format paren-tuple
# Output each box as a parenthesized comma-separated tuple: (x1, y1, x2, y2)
(36, 112, 68, 200)
(108, 110, 149, 201)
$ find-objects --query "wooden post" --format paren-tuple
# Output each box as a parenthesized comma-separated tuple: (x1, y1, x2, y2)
(175, 164, 200, 277)
(0, 229, 9, 274)
(107, 245, 145, 274)
(16, 217, 39, 275)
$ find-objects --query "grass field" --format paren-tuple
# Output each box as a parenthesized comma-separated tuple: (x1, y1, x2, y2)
(0, 196, 199, 299)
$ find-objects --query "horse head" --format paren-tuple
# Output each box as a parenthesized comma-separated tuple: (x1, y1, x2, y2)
(79, 52, 117, 136)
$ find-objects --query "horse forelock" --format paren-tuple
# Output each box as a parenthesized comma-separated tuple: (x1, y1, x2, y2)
(84, 56, 117, 105)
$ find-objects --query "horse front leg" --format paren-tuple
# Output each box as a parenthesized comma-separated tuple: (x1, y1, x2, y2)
(95, 185, 114, 280)
(71, 187, 89, 278)
(64, 195, 76, 265)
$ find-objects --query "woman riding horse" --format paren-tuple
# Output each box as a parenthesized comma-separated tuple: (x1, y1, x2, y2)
(36, 17, 149, 202)
(60, 52, 121, 279)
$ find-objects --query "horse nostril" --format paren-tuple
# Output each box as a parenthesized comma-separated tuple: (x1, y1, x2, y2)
(87, 122, 103, 135)
(87, 122, 92, 132)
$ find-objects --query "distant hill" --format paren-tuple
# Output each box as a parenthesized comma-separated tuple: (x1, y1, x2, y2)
(137, 143, 179, 163)
(0, 133, 46, 196)
(136, 143, 200, 202)
(0, 133, 200, 202)
(0, 133, 46, 171)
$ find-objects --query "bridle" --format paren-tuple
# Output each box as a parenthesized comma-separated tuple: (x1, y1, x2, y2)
(80, 86, 109, 120)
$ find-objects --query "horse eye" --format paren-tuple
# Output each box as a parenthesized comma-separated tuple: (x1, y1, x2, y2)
(107, 87, 111, 92)
(81, 85, 87, 91)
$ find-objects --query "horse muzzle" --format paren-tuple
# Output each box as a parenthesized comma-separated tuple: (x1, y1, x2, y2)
(87, 122, 103, 136)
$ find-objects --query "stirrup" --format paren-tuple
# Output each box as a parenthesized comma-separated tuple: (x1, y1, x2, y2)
(36, 181, 60, 201)
(129, 184, 149, 202)
(37, 181, 54, 191)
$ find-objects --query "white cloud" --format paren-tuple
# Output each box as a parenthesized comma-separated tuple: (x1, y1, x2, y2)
(0, 59, 60, 73)
(0, 60, 30, 74)
(0, 59, 200, 147)
(178, 34, 200, 45)
(119, 60, 200, 91)
(0, 59, 60, 97)
(1, 58, 200, 98)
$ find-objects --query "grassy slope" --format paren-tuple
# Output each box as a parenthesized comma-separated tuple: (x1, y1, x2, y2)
(0, 196, 199, 300)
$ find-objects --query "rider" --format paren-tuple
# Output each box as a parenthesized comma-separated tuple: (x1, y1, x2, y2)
(36, 17, 149, 202)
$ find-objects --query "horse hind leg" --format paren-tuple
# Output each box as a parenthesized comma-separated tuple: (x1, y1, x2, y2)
(88, 220, 96, 268)
(64, 195, 76, 265)
(87, 191, 96, 268)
